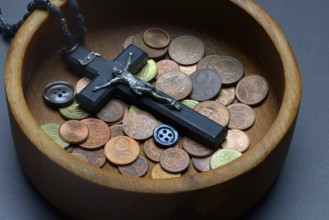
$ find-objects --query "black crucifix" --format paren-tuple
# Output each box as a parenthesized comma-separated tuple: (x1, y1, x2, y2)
(64, 44, 227, 149)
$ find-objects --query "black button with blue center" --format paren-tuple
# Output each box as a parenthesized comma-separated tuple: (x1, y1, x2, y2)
(43, 81, 76, 108)
(153, 124, 179, 148)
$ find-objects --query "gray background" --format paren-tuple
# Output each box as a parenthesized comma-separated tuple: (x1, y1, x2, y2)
(1, 0, 328, 219)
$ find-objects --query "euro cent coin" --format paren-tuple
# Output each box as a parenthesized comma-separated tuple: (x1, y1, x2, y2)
(160, 148, 190, 173)
(143, 27, 170, 49)
(236, 75, 269, 105)
(195, 101, 230, 127)
(59, 120, 89, 144)
(79, 118, 110, 149)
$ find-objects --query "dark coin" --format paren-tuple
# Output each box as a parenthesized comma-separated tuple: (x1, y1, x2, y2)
(192, 156, 211, 172)
(133, 31, 168, 59)
(160, 148, 190, 173)
(197, 55, 221, 70)
(72, 147, 106, 168)
(143, 138, 165, 162)
(156, 60, 180, 79)
(118, 155, 149, 177)
(227, 103, 256, 130)
(109, 124, 125, 138)
(189, 69, 222, 101)
(182, 136, 213, 157)
(96, 99, 125, 123)
(194, 101, 230, 127)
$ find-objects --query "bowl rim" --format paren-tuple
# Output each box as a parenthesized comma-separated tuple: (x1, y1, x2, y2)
(5, 0, 302, 194)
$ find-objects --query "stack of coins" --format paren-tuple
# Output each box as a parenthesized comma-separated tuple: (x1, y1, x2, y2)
(42, 27, 269, 178)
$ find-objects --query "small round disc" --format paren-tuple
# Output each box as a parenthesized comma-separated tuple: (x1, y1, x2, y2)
(221, 129, 250, 152)
(227, 103, 256, 130)
(160, 148, 190, 173)
(143, 27, 170, 49)
(236, 75, 269, 105)
(123, 112, 158, 140)
(118, 155, 149, 177)
(135, 59, 157, 82)
(195, 101, 230, 127)
(79, 118, 110, 149)
(43, 81, 76, 108)
(59, 120, 89, 144)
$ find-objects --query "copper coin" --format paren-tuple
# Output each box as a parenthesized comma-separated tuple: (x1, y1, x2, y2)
(123, 35, 134, 49)
(59, 120, 89, 144)
(179, 64, 197, 76)
(143, 27, 170, 49)
(96, 99, 125, 123)
(143, 138, 165, 162)
(72, 147, 106, 168)
(169, 35, 205, 65)
(122, 112, 158, 140)
(195, 101, 230, 127)
(182, 136, 213, 157)
(133, 31, 168, 59)
(189, 69, 222, 101)
(118, 155, 149, 177)
(79, 118, 110, 149)
(236, 75, 269, 105)
(156, 71, 193, 100)
(151, 164, 181, 179)
(110, 124, 125, 138)
(215, 86, 236, 106)
(197, 55, 221, 70)
(156, 60, 180, 79)
(71, 152, 89, 163)
(207, 56, 244, 85)
(75, 77, 91, 94)
(160, 148, 190, 173)
(104, 136, 140, 165)
(191, 156, 211, 172)
(221, 129, 250, 152)
(227, 103, 256, 130)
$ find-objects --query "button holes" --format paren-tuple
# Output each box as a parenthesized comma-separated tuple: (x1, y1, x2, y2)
(62, 90, 67, 94)
(159, 134, 164, 138)
(168, 133, 173, 137)
(165, 138, 169, 142)
(58, 94, 63, 97)
(163, 129, 167, 134)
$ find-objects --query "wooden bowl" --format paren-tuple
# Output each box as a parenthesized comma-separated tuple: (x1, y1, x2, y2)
(5, 0, 301, 218)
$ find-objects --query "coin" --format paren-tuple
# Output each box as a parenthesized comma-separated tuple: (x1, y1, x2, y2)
(169, 35, 205, 65)
(59, 101, 90, 120)
(136, 59, 157, 82)
(189, 69, 222, 101)
(118, 155, 149, 177)
(79, 118, 110, 149)
(156, 71, 192, 100)
(206, 56, 244, 85)
(179, 64, 197, 75)
(182, 136, 213, 157)
(96, 99, 125, 123)
(133, 31, 168, 59)
(104, 136, 140, 165)
(197, 55, 221, 70)
(210, 148, 242, 169)
(156, 60, 180, 79)
(192, 156, 211, 172)
(72, 147, 106, 168)
(143, 27, 170, 49)
(151, 164, 181, 179)
(123, 35, 134, 49)
(194, 101, 230, 127)
(110, 124, 125, 138)
(123, 112, 158, 140)
(128, 105, 142, 114)
(236, 75, 269, 105)
(59, 120, 89, 144)
(71, 152, 89, 163)
(160, 148, 189, 173)
(181, 99, 199, 109)
(75, 77, 91, 94)
(215, 86, 236, 106)
(41, 123, 69, 149)
(221, 129, 250, 152)
(227, 103, 256, 130)
(143, 138, 165, 162)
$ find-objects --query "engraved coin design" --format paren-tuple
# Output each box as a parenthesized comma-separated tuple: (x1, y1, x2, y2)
(169, 35, 205, 65)
(227, 103, 256, 130)
(160, 148, 190, 173)
(189, 69, 222, 101)
(210, 148, 242, 169)
(79, 118, 110, 149)
(156, 60, 180, 79)
(110, 124, 125, 138)
(236, 75, 269, 105)
(181, 99, 199, 109)
(207, 56, 244, 85)
(192, 156, 211, 172)
(133, 31, 168, 59)
(118, 155, 149, 177)
(179, 64, 197, 75)
(151, 164, 181, 179)
(143, 27, 170, 49)
(182, 136, 213, 157)
(59, 101, 90, 120)
(197, 55, 221, 70)
(71, 152, 89, 163)
(221, 129, 250, 152)
(136, 59, 157, 82)
(156, 71, 193, 100)
(123, 35, 134, 49)
(122, 112, 158, 140)
(75, 77, 91, 94)
(41, 123, 69, 149)
(143, 138, 165, 162)
(59, 120, 89, 144)
(104, 136, 140, 165)
(195, 101, 230, 127)
(72, 147, 106, 168)
(215, 86, 236, 106)
(96, 99, 125, 123)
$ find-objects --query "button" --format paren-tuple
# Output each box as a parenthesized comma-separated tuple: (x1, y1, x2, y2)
(43, 81, 76, 108)
(153, 124, 179, 148)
